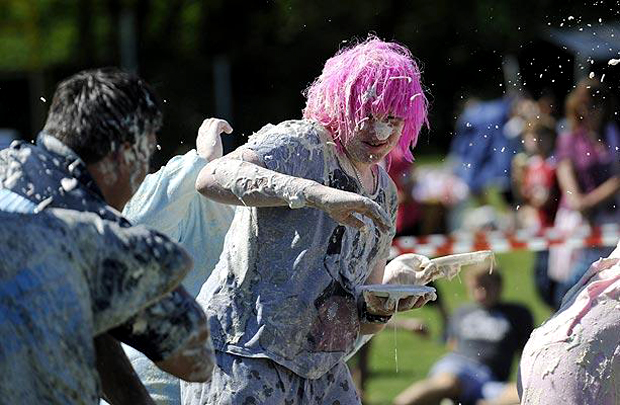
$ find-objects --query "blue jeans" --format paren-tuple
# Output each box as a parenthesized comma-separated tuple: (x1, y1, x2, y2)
(429, 353, 503, 405)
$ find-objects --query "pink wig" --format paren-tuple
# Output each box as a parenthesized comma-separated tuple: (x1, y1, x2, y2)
(303, 36, 429, 163)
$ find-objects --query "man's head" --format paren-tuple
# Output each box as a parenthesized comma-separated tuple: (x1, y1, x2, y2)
(43, 68, 163, 209)
(465, 264, 502, 308)
(303, 37, 428, 167)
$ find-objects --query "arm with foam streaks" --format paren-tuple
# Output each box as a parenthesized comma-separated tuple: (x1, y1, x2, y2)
(195, 147, 391, 232)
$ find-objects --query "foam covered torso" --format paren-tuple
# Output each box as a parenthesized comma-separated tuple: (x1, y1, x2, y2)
(0, 135, 207, 363)
(0, 208, 190, 404)
(198, 120, 397, 379)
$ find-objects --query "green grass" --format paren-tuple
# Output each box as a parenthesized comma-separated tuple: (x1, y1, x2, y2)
(350, 250, 553, 405)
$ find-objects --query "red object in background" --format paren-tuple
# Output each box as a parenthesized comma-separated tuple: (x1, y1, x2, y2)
(390, 223, 619, 257)
(521, 155, 559, 228)
(387, 154, 420, 235)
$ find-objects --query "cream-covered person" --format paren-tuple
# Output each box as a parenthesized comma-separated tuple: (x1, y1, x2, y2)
(518, 240, 620, 405)
(181, 38, 440, 405)
(105, 118, 235, 405)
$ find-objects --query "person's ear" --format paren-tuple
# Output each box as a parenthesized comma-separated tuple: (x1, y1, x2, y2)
(114, 142, 135, 166)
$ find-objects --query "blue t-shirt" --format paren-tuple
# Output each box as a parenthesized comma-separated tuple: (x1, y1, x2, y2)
(0, 133, 205, 362)
(0, 208, 190, 404)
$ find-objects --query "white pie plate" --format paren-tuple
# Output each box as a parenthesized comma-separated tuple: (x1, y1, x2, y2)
(359, 284, 437, 305)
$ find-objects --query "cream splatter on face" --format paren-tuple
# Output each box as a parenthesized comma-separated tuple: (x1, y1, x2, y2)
(345, 116, 404, 167)
(373, 121, 394, 141)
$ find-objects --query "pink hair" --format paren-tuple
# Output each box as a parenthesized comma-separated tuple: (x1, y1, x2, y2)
(303, 36, 429, 164)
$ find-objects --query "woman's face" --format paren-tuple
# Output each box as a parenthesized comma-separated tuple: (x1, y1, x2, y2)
(344, 115, 404, 167)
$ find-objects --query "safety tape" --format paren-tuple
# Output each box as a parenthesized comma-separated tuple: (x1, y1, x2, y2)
(390, 223, 620, 258)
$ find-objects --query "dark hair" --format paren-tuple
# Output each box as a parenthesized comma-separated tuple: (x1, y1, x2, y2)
(43, 68, 163, 164)
(565, 78, 617, 132)
(465, 263, 502, 289)
(525, 116, 557, 157)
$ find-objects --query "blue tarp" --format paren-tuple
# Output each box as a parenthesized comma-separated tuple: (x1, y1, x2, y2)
(548, 23, 620, 60)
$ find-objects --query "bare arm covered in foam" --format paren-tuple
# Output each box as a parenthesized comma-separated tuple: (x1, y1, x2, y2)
(195, 148, 391, 232)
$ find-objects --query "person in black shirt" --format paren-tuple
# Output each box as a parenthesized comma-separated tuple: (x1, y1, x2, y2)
(394, 264, 533, 405)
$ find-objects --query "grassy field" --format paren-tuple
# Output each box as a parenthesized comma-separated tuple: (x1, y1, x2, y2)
(350, 250, 553, 405)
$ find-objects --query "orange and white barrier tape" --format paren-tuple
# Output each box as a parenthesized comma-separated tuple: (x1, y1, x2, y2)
(390, 223, 620, 258)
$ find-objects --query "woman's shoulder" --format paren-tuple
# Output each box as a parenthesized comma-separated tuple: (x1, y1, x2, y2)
(247, 119, 330, 149)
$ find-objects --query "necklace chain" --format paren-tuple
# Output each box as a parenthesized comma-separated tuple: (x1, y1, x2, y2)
(342, 149, 376, 196)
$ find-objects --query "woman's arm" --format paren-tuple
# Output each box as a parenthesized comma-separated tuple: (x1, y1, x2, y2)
(358, 258, 435, 335)
(557, 159, 620, 212)
(581, 176, 620, 210)
(195, 148, 391, 232)
(556, 159, 584, 210)
(359, 260, 389, 335)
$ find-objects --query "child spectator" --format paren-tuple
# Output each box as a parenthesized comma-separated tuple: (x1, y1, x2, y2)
(513, 118, 559, 231)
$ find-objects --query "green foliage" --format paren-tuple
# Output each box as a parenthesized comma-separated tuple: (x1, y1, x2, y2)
(1, 0, 616, 156)
(0, 0, 74, 69)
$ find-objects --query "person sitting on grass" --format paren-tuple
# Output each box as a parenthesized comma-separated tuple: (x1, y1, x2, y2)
(393, 264, 533, 405)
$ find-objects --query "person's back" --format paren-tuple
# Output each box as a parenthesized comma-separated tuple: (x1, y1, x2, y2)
(0, 208, 192, 404)
(519, 241, 620, 404)
(1, 209, 100, 404)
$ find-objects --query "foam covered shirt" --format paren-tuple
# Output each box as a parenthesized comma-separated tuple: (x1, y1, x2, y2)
(196, 120, 398, 379)
(0, 208, 190, 404)
(0, 133, 206, 363)
(123, 149, 234, 297)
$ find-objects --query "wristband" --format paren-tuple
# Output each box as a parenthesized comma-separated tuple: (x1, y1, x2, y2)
(358, 301, 392, 324)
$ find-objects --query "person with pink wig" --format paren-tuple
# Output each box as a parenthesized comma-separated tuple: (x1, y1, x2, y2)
(182, 37, 432, 404)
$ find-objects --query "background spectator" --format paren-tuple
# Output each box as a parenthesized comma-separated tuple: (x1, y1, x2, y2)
(511, 118, 560, 308)
(548, 78, 620, 308)
(393, 264, 533, 405)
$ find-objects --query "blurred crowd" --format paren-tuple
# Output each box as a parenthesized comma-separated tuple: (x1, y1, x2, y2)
(378, 78, 619, 405)
(389, 77, 619, 311)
